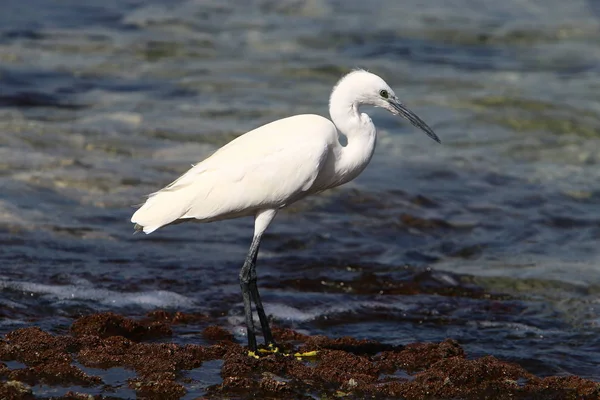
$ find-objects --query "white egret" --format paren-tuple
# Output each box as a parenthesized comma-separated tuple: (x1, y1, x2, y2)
(131, 69, 440, 351)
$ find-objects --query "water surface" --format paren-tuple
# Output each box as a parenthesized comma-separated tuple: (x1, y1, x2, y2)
(1, 0, 599, 396)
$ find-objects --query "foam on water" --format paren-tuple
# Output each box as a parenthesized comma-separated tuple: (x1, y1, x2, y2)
(0, 278, 196, 309)
(235, 299, 414, 324)
(467, 320, 553, 336)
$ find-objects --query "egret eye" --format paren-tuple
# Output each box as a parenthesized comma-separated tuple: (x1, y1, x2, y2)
(379, 89, 389, 99)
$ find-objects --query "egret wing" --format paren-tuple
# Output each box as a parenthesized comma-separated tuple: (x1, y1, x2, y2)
(182, 137, 330, 219)
(131, 115, 336, 233)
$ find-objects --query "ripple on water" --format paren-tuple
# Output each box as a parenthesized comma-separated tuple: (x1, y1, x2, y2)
(0, 0, 599, 386)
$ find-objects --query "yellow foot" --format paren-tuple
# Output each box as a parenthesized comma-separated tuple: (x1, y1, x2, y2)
(293, 350, 318, 358)
(257, 343, 281, 354)
(250, 344, 318, 360)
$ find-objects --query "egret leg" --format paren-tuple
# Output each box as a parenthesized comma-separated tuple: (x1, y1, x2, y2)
(248, 261, 275, 346)
(239, 209, 277, 351)
(239, 236, 260, 352)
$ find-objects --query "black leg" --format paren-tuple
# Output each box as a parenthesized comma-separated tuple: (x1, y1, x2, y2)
(239, 232, 277, 350)
(239, 209, 278, 352)
(239, 235, 263, 351)
(239, 256, 257, 352)
(249, 272, 275, 346)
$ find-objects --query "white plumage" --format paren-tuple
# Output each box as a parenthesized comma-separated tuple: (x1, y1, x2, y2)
(131, 69, 440, 351)
(132, 115, 337, 233)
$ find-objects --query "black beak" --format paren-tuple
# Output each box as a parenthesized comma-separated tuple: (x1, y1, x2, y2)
(390, 100, 441, 143)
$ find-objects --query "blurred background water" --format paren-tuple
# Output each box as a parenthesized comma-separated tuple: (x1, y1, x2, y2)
(1, 0, 600, 395)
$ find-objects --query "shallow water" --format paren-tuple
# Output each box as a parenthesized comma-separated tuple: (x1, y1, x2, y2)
(1, 0, 600, 395)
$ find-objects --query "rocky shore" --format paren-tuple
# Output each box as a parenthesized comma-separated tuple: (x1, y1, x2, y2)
(0, 311, 598, 399)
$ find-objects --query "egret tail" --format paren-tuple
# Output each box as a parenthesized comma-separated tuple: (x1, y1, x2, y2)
(131, 189, 195, 234)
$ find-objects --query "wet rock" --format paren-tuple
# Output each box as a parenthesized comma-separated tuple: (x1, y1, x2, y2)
(2, 327, 77, 366)
(146, 309, 209, 325)
(272, 326, 310, 342)
(214, 375, 254, 391)
(375, 338, 465, 373)
(258, 374, 295, 396)
(8, 361, 102, 387)
(0, 313, 598, 399)
(183, 343, 231, 362)
(76, 335, 134, 369)
(128, 376, 186, 399)
(389, 355, 533, 398)
(369, 355, 600, 400)
(126, 342, 201, 377)
(220, 345, 263, 377)
(0, 361, 9, 378)
(0, 380, 33, 400)
(213, 372, 303, 398)
(315, 349, 379, 385)
(77, 338, 205, 375)
(71, 312, 172, 341)
(277, 267, 504, 300)
(59, 392, 123, 400)
(297, 334, 398, 355)
(201, 325, 235, 342)
(527, 375, 600, 399)
(211, 329, 600, 400)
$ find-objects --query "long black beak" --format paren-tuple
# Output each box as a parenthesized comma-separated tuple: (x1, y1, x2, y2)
(391, 100, 441, 143)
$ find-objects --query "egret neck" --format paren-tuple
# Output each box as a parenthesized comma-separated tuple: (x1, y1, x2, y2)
(329, 87, 377, 187)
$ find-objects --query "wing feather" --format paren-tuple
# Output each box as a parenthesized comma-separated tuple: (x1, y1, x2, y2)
(131, 114, 335, 233)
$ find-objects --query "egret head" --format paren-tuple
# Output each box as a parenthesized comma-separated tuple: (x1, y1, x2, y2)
(332, 70, 441, 143)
